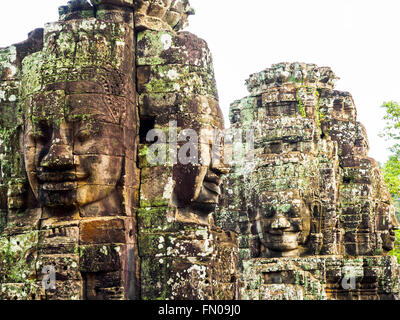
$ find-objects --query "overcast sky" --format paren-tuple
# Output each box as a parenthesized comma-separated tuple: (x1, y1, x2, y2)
(1, 0, 399, 163)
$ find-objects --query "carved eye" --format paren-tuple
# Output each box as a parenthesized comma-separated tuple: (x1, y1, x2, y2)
(288, 206, 300, 218)
(264, 207, 276, 218)
(30, 121, 51, 143)
(75, 128, 91, 143)
(75, 122, 94, 143)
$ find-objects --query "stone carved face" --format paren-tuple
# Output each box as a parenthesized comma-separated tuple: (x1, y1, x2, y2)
(172, 96, 227, 215)
(259, 190, 311, 256)
(24, 84, 125, 211)
(381, 210, 399, 251)
(192, 165, 227, 212)
(173, 161, 226, 215)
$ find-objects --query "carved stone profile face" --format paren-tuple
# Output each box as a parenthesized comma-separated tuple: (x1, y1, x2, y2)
(191, 165, 228, 213)
(173, 162, 227, 215)
(259, 190, 311, 256)
(23, 82, 125, 211)
(381, 209, 399, 251)
(172, 96, 227, 216)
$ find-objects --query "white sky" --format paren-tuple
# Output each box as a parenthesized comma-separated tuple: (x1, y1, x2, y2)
(1, 0, 399, 163)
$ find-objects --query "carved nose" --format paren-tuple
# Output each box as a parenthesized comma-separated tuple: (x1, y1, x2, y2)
(40, 143, 74, 170)
(271, 215, 291, 230)
(209, 166, 229, 179)
(210, 155, 230, 176)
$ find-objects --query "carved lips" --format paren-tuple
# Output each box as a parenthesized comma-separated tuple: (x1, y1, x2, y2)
(265, 231, 298, 252)
(202, 170, 222, 197)
(189, 168, 224, 214)
(37, 169, 89, 191)
(198, 169, 223, 204)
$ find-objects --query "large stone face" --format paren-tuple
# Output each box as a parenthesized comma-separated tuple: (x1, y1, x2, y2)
(0, 1, 398, 301)
(216, 62, 400, 300)
(0, 0, 238, 300)
(0, 0, 138, 300)
(136, 16, 238, 301)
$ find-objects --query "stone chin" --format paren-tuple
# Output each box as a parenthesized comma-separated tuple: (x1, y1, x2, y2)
(37, 181, 77, 208)
(173, 165, 223, 215)
(190, 182, 221, 215)
(382, 230, 397, 252)
(190, 201, 218, 215)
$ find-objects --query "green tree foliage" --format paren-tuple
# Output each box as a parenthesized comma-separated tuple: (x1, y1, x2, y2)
(380, 101, 400, 155)
(389, 230, 400, 264)
(380, 101, 400, 198)
(380, 102, 400, 262)
(382, 156, 400, 198)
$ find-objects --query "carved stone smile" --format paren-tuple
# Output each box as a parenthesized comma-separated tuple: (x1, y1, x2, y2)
(37, 170, 88, 183)
(41, 181, 78, 191)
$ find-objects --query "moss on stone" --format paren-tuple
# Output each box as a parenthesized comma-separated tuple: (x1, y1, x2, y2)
(138, 207, 183, 232)
(0, 231, 39, 283)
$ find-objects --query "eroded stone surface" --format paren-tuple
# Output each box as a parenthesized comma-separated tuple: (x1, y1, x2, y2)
(216, 62, 400, 300)
(0, 1, 398, 301)
(0, 0, 238, 300)
(0, 0, 138, 300)
(136, 13, 237, 300)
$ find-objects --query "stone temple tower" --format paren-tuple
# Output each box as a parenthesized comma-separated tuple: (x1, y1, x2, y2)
(0, 0, 238, 300)
(0, 1, 399, 301)
(216, 62, 400, 300)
